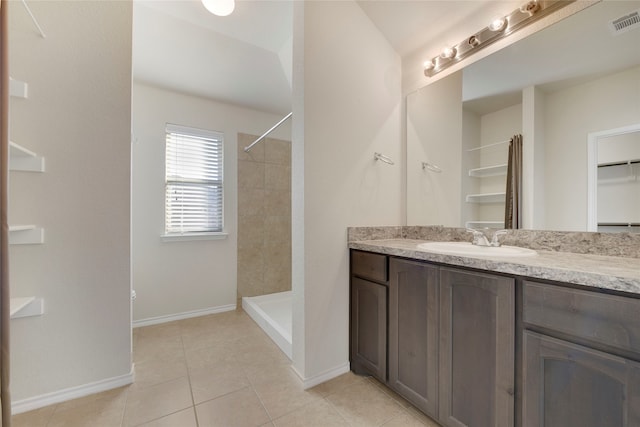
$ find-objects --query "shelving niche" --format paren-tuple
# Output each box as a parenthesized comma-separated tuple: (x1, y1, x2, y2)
(10, 297, 44, 319)
(10, 141, 45, 172)
(9, 78, 28, 99)
(9, 78, 45, 245)
(9, 77, 44, 318)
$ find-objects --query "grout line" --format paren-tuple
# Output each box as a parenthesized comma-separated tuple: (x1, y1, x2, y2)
(248, 385, 273, 424)
(323, 396, 354, 426)
(178, 331, 199, 427)
(117, 388, 130, 427)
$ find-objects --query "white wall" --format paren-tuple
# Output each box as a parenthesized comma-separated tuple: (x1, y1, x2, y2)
(544, 66, 640, 231)
(522, 86, 546, 230)
(8, 1, 132, 405)
(131, 82, 290, 322)
(292, 1, 403, 384)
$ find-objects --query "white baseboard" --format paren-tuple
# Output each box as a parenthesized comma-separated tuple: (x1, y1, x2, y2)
(12, 365, 135, 415)
(132, 304, 236, 328)
(293, 362, 351, 390)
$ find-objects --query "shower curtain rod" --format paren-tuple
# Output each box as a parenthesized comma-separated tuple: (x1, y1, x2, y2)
(21, 0, 46, 38)
(244, 112, 292, 153)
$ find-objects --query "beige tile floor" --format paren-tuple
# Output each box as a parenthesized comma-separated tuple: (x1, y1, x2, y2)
(12, 309, 441, 427)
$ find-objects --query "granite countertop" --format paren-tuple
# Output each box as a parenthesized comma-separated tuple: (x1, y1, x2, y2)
(349, 239, 640, 296)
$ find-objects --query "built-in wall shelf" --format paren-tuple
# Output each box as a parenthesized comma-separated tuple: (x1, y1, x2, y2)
(9, 78, 28, 99)
(466, 192, 506, 204)
(469, 164, 508, 177)
(11, 297, 44, 319)
(10, 141, 45, 172)
(465, 221, 505, 229)
(9, 225, 44, 245)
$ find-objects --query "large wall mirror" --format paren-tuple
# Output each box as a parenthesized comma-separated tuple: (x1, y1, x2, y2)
(407, 1, 640, 232)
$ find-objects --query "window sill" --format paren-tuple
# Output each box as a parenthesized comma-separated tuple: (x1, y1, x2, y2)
(161, 232, 228, 243)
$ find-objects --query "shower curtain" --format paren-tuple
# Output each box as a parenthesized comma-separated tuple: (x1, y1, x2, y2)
(504, 134, 523, 229)
(0, 0, 11, 425)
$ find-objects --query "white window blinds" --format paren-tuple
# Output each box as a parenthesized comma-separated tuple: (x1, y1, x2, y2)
(165, 124, 224, 234)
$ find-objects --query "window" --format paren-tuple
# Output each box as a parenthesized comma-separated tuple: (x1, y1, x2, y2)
(165, 124, 224, 236)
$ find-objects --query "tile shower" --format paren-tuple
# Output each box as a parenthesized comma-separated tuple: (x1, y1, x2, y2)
(237, 132, 292, 357)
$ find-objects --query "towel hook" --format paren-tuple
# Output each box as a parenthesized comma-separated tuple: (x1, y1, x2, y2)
(422, 161, 442, 173)
(374, 152, 394, 165)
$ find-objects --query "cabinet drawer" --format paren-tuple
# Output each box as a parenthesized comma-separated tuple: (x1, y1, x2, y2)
(351, 251, 387, 283)
(523, 281, 640, 357)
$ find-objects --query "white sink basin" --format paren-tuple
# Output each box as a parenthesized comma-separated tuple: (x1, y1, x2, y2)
(417, 241, 537, 258)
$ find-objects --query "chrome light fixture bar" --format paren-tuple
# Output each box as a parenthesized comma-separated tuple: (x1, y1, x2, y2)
(424, 0, 575, 77)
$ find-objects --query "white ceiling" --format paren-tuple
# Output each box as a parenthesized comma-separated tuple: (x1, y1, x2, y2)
(133, 1, 640, 116)
(132, 0, 513, 115)
(133, 0, 293, 115)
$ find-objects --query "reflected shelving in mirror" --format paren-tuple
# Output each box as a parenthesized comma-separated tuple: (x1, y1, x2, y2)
(465, 220, 505, 229)
(469, 164, 508, 177)
(466, 192, 506, 204)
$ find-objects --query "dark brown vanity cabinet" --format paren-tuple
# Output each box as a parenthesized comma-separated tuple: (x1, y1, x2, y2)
(352, 251, 515, 427)
(350, 250, 388, 382)
(351, 249, 640, 427)
(522, 281, 640, 426)
(388, 258, 439, 416)
(439, 268, 515, 427)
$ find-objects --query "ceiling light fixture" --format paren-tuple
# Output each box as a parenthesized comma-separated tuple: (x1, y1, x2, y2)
(423, 0, 574, 78)
(202, 0, 235, 17)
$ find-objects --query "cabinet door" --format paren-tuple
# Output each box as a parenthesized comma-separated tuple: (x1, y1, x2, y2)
(350, 277, 387, 381)
(439, 268, 515, 427)
(523, 331, 640, 427)
(389, 258, 439, 417)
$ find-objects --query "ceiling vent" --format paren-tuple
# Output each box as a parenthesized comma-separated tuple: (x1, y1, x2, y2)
(609, 9, 640, 35)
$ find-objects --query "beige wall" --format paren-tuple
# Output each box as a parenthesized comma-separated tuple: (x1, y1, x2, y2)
(407, 73, 462, 226)
(237, 133, 291, 300)
(292, 0, 403, 385)
(544, 66, 640, 231)
(8, 1, 132, 406)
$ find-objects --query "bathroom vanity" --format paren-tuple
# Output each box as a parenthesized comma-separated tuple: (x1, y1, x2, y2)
(348, 229, 640, 427)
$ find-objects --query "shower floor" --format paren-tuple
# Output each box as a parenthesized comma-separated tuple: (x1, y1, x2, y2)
(242, 291, 292, 359)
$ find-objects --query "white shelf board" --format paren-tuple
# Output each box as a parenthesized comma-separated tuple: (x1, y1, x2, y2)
(9, 78, 28, 99)
(469, 164, 508, 177)
(466, 192, 506, 204)
(9, 141, 45, 172)
(11, 297, 44, 319)
(9, 225, 44, 245)
(465, 221, 505, 228)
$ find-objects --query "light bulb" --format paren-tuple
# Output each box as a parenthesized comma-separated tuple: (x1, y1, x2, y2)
(423, 59, 435, 71)
(489, 17, 507, 32)
(202, 0, 235, 16)
(440, 47, 456, 59)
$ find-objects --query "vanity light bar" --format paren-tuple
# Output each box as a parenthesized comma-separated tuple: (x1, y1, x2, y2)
(423, 0, 575, 77)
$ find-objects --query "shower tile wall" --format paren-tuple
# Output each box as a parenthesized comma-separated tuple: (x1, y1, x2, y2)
(237, 133, 291, 300)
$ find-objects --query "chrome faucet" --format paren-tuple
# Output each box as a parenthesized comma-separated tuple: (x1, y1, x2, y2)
(490, 229, 509, 247)
(466, 228, 491, 246)
(466, 228, 509, 247)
